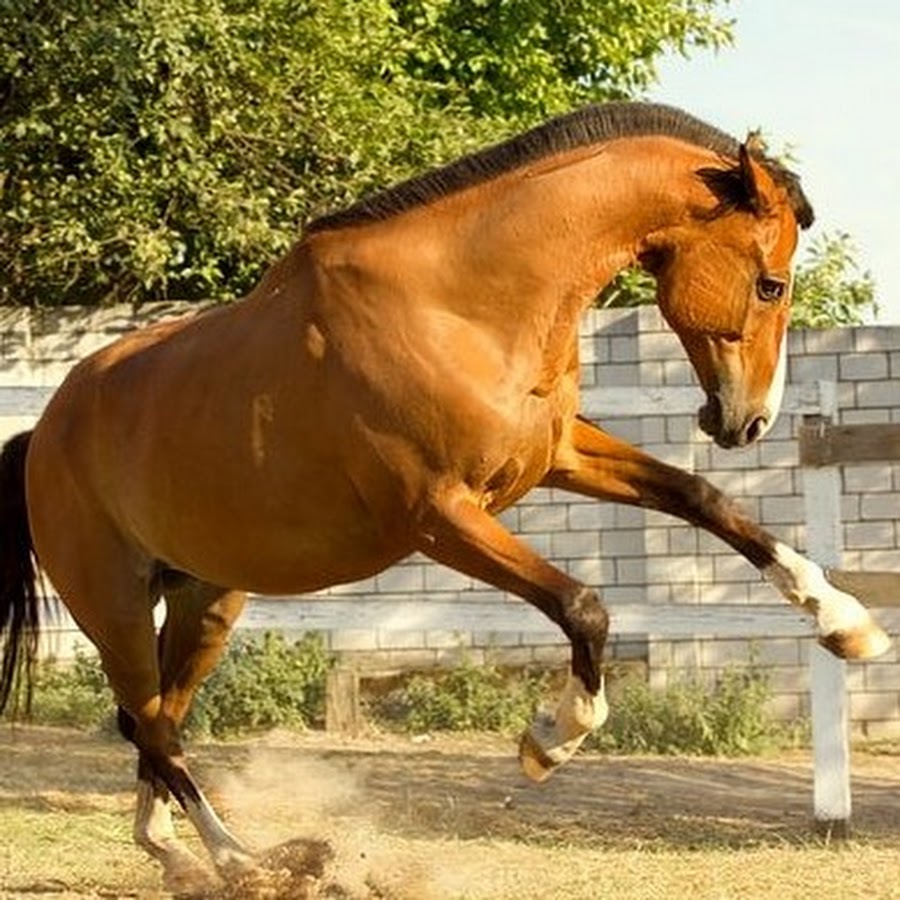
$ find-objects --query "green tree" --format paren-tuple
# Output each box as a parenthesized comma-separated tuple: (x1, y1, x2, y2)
(790, 232, 876, 328)
(1, 0, 733, 306)
(392, 0, 732, 121)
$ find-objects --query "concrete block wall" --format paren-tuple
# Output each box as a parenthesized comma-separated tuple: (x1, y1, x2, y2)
(2, 303, 899, 736)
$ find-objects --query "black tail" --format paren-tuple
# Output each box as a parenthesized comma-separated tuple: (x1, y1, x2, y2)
(0, 431, 41, 717)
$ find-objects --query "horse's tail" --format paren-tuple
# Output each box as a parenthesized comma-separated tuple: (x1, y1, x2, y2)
(0, 431, 41, 717)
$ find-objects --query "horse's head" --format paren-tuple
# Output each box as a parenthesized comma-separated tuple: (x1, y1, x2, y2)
(640, 141, 814, 448)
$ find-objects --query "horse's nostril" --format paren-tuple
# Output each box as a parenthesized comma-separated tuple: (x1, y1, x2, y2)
(745, 416, 767, 444)
(698, 394, 722, 437)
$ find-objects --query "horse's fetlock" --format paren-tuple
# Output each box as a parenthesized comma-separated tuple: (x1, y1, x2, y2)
(567, 587, 609, 643)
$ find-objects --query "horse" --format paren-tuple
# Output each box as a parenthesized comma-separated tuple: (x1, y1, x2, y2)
(0, 102, 890, 890)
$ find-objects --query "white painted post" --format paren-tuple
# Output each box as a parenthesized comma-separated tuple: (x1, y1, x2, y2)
(802, 392, 851, 838)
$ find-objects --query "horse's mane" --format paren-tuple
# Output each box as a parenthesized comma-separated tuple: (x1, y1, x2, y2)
(306, 102, 814, 234)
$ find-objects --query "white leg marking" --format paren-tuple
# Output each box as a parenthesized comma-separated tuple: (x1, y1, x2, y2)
(520, 674, 607, 781)
(134, 781, 213, 892)
(765, 542, 890, 658)
(183, 787, 256, 875)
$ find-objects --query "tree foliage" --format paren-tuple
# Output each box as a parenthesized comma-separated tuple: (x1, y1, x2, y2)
(790, 232, 876, 328)
(392, 0, 732, 121)
(1, 0, 732, 306)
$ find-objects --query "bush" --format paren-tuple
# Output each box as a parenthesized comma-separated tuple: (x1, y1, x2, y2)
(588, 665, 792, 757)
(185, 631, 330, 738)
(9, 631, 330, 739)
(22, 647, 116, 729)
(373, 660, 551, 734)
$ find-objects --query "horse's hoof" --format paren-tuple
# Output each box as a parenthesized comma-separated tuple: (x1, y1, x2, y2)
(518, 728, 558, 783)
(819, 620, 891, 660)
(163, 863, 218, 896)
(214, 847, 259, 879)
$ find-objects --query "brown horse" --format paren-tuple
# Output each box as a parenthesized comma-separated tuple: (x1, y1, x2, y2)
(0, 102, 889, 889)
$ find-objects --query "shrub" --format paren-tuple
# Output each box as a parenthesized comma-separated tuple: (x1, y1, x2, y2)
(373, 660, 551, 734)
(185, 631, 330, 738)
(589, 665, 791, 757)
(9, 631, 330, 739)
(22, 647, 115, 729)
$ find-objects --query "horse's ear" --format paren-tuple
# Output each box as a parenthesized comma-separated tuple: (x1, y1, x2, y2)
(738, 136, 769, 216)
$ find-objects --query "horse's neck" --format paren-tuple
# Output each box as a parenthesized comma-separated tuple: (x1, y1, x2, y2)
(373, 137, 707, 327)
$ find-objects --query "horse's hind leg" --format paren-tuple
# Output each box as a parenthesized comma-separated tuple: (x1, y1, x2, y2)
(46, 549, 247, 888)
(122, 574, 249, 882)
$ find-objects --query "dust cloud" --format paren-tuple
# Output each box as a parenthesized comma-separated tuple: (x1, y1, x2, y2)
(205, 740, 459, 900)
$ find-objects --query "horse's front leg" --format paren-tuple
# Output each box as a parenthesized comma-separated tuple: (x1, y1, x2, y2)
(544, 417, 890, 659)
(418, 490, 611, 782)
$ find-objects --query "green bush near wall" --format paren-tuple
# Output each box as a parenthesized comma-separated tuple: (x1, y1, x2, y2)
(12, 639, 798, 756)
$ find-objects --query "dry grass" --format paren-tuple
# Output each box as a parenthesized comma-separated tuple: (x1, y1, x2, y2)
(2, 726, 900, 899)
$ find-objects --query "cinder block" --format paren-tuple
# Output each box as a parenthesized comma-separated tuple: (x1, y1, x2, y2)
(859, 493, 900, 520)
(699, 638, 753, 667)
(639, 330, 686, 361)
(843, 465, 893, 494)
(611, 335, 638, 363)
(766, 666, 807, 693)
(853, 326, 899, 352)
(760, 495, 804, 525)
(376, 565, 424, 594)
(804, 328, 854, 354)
(865, 663, 900, 691)
(425, 563, 474, 593)
(850, 691, 900, 721)
(601, 363, 640, 386)
(890, 351, 900, 378)
(766, 693, 807, 722)
(568, 503, 615, 531)
(752, 638, 802, 667)
(425, 630, 472, 649)
(844, 521, 895, 550)
(713, 554, 758, 583)
(665, 415, 697, 443)
(329, 630, 379, 651)
(519, 504, 568, 533)
(614, 558, 647, 586)
(601, 529, 646, 557)
(855, 381, 899, 409)
(567, 556, 612, 584)
(759, 440, 798, 468)
(377, 630, 426, 650)
(842, 408, 890, 425)
(663, 360, 697, 386)
(743, 468, 794, 497)
(790, 354, 838, 383)
(840, 352, 889, 381)
(638, 362, 667, 388)
(474, 631, 523, 648)
(645, 555, 702, 584)
(550, 530, 601, 559)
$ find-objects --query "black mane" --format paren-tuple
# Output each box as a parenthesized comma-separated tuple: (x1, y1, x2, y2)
(306, 102, 814, 234)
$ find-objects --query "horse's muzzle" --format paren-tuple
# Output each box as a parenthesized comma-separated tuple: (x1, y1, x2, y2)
(698, 394, 768, 449)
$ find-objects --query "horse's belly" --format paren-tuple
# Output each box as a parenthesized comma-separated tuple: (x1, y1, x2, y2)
(139, 477, 409, 596)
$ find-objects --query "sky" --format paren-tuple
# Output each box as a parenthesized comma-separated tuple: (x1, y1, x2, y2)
(648, 0, 900, 324)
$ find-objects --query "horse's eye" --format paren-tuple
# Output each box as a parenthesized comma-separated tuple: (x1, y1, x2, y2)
(756, 276, 786, 303)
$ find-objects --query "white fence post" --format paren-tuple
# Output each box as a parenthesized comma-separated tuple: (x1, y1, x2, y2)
(802, 383, 851, 838)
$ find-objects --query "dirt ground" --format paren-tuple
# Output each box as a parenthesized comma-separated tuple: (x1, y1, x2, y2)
(2, 725, 900, 899)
